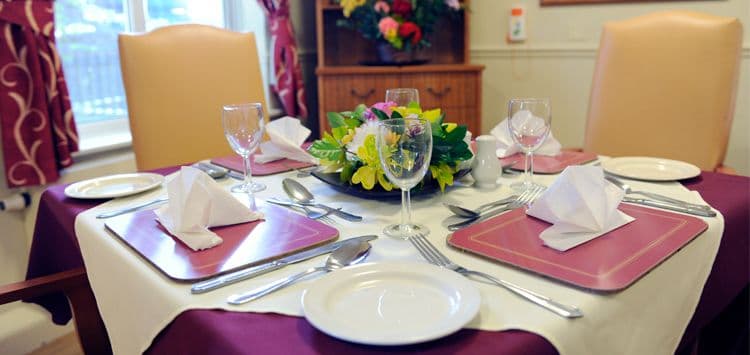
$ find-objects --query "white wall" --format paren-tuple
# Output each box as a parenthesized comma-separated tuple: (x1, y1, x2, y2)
(468, 0, 750, 174)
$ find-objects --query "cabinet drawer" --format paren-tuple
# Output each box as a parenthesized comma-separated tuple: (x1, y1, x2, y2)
(319, 74, 399, 112)
(399, 72, 479, 110)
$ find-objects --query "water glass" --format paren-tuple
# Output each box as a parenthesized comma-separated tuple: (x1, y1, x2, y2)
(507, 98, 551, 192)
(376, 118, 433, 239)
(385, 88, 419, 107)
(222, 102, 266, 193)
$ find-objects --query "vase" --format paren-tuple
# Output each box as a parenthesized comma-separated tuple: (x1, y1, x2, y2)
(374, 42, 428, 65)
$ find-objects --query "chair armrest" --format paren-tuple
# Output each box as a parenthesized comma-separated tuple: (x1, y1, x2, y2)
(0, 268, 86, 304)
(0, 268, 112, 354)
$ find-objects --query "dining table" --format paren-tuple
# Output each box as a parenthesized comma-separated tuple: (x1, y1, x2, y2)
(24, 159, 749, 355)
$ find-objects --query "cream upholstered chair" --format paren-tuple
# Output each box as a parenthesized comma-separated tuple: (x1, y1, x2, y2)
(584, 11, 742, 172)
(119, 24, 268, 170)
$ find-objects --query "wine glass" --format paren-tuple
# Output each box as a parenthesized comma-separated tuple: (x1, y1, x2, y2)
(507, 98, 551, 192)
(376, 118, 433, 239)
(385, 88, 419, 107)
(222, 102, 266, 193)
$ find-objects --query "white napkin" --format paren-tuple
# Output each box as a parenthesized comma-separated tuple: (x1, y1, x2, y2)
(154, 167, 264, 251)
(489, 116, 562, 158)
(254, 116, 318, 164)
(527, 166, 635, 251)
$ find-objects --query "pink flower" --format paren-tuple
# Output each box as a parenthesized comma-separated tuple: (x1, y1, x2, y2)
(378, 17, 399, 38)
(373, 1, 390, 14)
(365, 101, 397, 120)
(444, 0, 460, 10)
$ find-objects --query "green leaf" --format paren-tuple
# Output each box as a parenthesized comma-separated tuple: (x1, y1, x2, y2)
(340, 162, 356, 183)
(371, 107, 390, 121)
(331, 126, 349, 141)
(390, 110, 403, 119)
(327, 112, 346, 128)
(344, 118, 361, 128)
(445, 125, 467, 143)
(308, 134, 343, 161)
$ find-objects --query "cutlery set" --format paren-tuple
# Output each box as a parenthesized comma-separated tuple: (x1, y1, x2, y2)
(446, 185, 545, 231)
(93, 161, 717, 322)
(192, 235, 378, 294)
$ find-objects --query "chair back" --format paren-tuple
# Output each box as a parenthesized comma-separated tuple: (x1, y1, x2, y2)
(119, 24, 267, 170)
(584, 11, 742, 171)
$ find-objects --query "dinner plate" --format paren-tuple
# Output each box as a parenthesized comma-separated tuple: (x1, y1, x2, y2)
(601, 157, 701, 181)
(302, 261, 480, 346)
(64, 173, 164, 199)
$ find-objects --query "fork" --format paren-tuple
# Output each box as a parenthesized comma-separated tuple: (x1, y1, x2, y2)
(447, 185, 544, 231)
(409, 233, 583, 318)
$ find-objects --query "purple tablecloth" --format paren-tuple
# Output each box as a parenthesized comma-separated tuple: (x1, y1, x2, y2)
(26, 171, 749, 354)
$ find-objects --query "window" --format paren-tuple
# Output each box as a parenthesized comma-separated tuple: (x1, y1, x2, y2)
(54, 0, 269, 152)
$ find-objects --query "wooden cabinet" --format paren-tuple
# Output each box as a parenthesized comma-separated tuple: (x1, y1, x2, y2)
(315, 0, 484, 136)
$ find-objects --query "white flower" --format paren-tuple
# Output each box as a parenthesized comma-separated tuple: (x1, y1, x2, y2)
(346, 120, 379, 154)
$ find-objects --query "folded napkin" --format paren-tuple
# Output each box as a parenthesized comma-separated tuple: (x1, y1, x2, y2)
(254, 116, 318, 164)
(489, 116, 562, 158)
(154, 167, 264, 251)
(527, 166, 635, 251)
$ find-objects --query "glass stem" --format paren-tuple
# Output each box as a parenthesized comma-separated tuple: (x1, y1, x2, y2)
(524, 151, 533, 186)
(242, 154, 253, 187)
(401, 188, 412, 232)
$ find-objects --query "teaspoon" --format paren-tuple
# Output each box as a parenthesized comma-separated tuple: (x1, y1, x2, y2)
(282, 178, 363, 222)
(227, 240, 372, 305)
(444, 195, 519, 219)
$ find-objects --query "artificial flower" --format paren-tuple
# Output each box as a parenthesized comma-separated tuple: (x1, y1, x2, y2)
(309, 102, 473, 192)
(391, 0, 412, 17)
(336, 0, 462, 51)
(341, 0, 366, 17)
(378, 17, 399, 40)
(373, 0, 390, 13)
(398, 22, 422, 45)
(444, 0, 460, 10)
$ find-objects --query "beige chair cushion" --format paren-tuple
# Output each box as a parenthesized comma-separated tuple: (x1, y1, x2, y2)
(584, 11, 742, 171)
(119, 24, 268, 171)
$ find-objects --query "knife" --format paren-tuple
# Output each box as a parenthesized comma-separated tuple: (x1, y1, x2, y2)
(190, 234, 378, 294)
(622, 197, 717, 217)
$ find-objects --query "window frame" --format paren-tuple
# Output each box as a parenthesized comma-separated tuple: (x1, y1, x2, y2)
(72, 0, 275, 158)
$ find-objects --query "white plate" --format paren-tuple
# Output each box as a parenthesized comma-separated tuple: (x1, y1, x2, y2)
(302, 261, 480, 346)
(64, 173, 164, 199)
(601, 157, 701, 181)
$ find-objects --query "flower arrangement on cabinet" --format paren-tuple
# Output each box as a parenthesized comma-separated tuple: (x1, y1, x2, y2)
(308, 102, 473, 192)
(337, 0, 463, 52)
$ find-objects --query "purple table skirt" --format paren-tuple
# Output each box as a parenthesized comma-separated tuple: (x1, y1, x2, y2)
(26, 171, 749, 354)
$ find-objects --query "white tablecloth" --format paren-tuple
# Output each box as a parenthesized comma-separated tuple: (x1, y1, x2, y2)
(75, 163, 723, 355)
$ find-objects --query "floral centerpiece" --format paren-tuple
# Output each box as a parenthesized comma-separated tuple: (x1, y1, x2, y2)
(337, 0, 463, 53)
(308, 102, 473, 192)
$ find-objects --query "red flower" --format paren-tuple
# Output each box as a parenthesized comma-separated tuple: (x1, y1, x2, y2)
(398, 21, 422, 45)
(391, 0, 412, 17)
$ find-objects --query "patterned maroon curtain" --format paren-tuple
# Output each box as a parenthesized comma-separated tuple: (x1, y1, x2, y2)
(0, 0, 77, 188)
(257, 0, 308, 119)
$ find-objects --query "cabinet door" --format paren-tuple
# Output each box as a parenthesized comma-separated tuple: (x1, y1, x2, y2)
(400, 71, 481, 135)
(318, 74, 399, 133)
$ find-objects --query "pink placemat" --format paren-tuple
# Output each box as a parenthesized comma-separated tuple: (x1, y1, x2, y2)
(500, 151, 598, 174)
(211, 155, 315, 176)
(447, 204, 708, 291)
(105, 204, 338, 282)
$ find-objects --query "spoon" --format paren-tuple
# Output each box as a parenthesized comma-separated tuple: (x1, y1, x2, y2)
(282, 178, 363, 222)
(194, 162, 228, 179)
(227, 240, 372, 305)
(445, 195, 519, 219)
